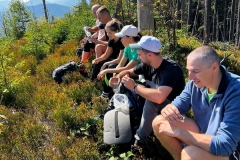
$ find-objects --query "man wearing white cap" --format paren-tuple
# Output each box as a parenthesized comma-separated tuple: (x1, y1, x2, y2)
(114, 36, 185, 151)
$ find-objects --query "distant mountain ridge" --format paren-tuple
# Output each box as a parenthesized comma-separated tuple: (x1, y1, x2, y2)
(24, 0, 82, 8)
(0, 0, 79, 19)
(0, 0, 83, 10)
(27, 3, 71, 18)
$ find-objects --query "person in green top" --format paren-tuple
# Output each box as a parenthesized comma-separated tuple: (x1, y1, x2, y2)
(97, 25, 142, 98)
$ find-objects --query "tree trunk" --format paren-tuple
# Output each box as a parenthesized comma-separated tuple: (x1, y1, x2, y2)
(191, 0, 200, 36)
(114, 0, 123, 22)
(229, 0, 236, 42)
(42, 0, 48, 22)
(216, 11, 219, 41)
(137, 0, 154, 30)
(203, 0, 211, 45)
(236, 0, 240, 47)
(222, 0, 228, 41)
(181, 0, 187, 27)
(177, 0, 181, 29)
(172, 0, 178, 49)
(187, 0, 193, 32)
(212, 0, 217, 41)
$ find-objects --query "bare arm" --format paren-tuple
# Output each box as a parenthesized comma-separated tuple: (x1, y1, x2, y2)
(105, 60, 138, 74)
(88, 26, 100, 32)
(103, 49, 124, 66)
(89, 37, 108, 46)
(159, 103, 210, 151)
(116, 68, 137, 79)
(116, 56, 128, 68)
(97, 59, 138, 80)
(95, 39, 108, 45)
(92, 32, 98, 38)
(133, 84, 172, 104)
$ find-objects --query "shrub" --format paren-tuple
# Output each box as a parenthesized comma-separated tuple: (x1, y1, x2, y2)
(0, 45, 32, 108)
(0, 110, 47, 159)
(21, 20, 52, 62)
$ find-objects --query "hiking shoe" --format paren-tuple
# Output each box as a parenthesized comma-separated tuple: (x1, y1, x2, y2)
(131, 145, 141, 155)
(76, 62, 85, 72)
(134, 139, 147, 148)
(131, 139, 148, 155)
(77, 62, 89, 78)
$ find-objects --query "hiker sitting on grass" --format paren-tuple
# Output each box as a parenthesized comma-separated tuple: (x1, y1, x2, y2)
(79, 4, 106, 64)
(96, 25, 142, 93)
(152, 46, 240, 160)
(91, 19, 124, 98)
(110, 36, 185, 152)
(88, 6, 116, 80)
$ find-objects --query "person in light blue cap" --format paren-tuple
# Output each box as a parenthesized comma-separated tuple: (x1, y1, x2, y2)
(110, 35, 185, 152)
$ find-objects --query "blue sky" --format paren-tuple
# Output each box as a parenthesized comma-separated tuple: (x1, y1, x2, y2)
(0, 0, 89, 3)
(0, 0, 88, 9)
(0, 0, 29, 1)
(0, 0, 62, 2)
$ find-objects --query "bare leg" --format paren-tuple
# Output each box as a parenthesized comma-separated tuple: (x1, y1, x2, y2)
(152, 115, 200, 160)
(182, 146, 229, 160)
(95, 44, 107, 58)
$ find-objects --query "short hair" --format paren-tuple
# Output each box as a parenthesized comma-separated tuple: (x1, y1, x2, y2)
(96, 6, 110, 15)
(91, 4, 101, 11)
(188, 46, 220, 67)
(105, 19, 122, 32)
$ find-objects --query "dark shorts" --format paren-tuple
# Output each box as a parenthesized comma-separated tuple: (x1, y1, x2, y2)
(83, 40, 95, 52)
(230, 149, 240, 160)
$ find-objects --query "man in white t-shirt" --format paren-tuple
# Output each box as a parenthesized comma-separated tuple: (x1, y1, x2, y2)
(79, 4, 106, 63)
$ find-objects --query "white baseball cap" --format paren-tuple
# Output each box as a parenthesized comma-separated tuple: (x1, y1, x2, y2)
(129, 36, 162, 53)
(115, 25, 138, 37)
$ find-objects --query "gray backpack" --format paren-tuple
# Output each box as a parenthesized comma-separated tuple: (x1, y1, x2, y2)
(103, 94, 132, 144)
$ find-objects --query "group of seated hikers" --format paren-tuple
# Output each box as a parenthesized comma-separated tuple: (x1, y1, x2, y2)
(75, 4, 240, 160)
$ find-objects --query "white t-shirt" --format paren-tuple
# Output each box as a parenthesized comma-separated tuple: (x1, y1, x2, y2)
(96, 19, 105, 40)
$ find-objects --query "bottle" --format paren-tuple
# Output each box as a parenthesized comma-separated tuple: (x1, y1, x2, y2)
(83, 26, 92, 43)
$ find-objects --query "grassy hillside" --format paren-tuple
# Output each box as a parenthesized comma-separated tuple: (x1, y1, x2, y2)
(1, 34, 240, 159)
(1, 1, 240, 159)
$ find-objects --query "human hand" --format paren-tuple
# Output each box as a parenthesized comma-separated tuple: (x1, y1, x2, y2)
(161, 104, 184, 122)
(84, 26, 90, 31)
(121, 75, 135, 90)
(80, 38, 87, 44)
(88, 36, 97, 44)
(97, 70, 106, 80)
(92, 58, 100, 64)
